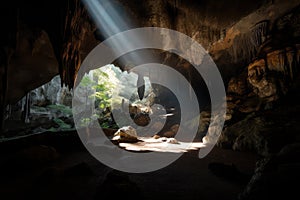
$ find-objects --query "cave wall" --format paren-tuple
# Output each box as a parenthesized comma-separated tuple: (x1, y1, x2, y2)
(1, 0, 300, 130)
(0, 0, 67, 105)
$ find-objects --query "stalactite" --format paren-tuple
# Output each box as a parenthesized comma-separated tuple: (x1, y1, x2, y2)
(250, 20, 268, 47)
(147, 0, 171, 28)
(228, 20, 269, 64)
(285, 47, 296, 80)
(277, 51, 286, 75)
(264, 46, 300, 90)
(230, 32, 257, 63)
(22, 93, 30, 124)
(266, 50, 283, 72)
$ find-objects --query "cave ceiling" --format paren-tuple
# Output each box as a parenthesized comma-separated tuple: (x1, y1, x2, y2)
(0, 0, 300, 104)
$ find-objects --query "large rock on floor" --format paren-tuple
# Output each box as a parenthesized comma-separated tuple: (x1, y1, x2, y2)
(217, 114, 270, 155)
(112, 126, 139, 143)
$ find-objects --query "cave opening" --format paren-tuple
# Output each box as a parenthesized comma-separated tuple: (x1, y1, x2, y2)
(1, 0, 300, 200)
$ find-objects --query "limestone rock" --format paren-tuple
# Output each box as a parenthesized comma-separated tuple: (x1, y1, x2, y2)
(199, 111, 211, 133)
(112, 126, 138, 143)
(162, 131, 176, 138)
(248, 58, 283, 102)
(133, 112, 150, 127)
(238, 96, 262, 113)
(30, 75, 72, 106)
(170, 124, 180, 133)
(218, 114, 269, 155)
(227, 71, 249, 95)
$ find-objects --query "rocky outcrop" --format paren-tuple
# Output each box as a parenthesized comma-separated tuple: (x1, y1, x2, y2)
(238, 143, 300, 200)
(30, 75, 72, 107)
(219, 68, 300, 155)
(226, 44, 300, 116)
(112, 126, 139, 143)
(218, 114, 269, 155)
(209, 1, 300, 71)
(227, 71, 249, 96)
(6, 28, 59, 104)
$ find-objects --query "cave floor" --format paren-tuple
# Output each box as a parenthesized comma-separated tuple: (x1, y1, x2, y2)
(0, 133, 258, 200)
(1, 76, 299, 200)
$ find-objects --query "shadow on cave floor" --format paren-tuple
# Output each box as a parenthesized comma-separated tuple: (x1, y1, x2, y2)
(0, 131, 258, 200)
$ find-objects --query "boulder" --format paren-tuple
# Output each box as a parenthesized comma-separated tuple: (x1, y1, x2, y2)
(217, 114, 269, 155)
(112, 126, 139, 143)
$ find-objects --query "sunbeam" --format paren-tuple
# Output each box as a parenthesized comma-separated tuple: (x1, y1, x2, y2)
(82, 0, 151, 99)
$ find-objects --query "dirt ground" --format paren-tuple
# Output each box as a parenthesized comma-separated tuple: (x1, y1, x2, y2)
(0, 132, 258, 200)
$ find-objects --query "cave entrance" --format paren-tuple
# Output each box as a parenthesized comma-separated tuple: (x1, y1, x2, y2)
(73, 63, 184, 137)
(74, 64, 156, 130)
(1, 64, 163, 141)
(1, 75, 73, 141)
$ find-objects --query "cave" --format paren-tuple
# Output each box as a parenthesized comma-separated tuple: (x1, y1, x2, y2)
(1, 0, 300, 199)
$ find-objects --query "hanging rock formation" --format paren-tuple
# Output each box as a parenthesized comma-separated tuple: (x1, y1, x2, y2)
(1, 0, 300, 134)
(6, 28, 59, 105)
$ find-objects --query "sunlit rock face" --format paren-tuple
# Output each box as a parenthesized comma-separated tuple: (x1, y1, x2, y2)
(123, 0, 265, 50)
(30, 75, 72, 107)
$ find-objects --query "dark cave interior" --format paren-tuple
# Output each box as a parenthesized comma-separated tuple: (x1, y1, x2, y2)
(1, 0, 300, 199)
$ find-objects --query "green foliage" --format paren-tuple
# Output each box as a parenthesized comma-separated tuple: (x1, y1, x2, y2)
(79, 70, 113, 112)
(47, 104, 73, 116)
(80, 117, 92, 127)
(80, 76, 96, 87)
(53, 118, 72, 130)
(78, 66, 121, 129)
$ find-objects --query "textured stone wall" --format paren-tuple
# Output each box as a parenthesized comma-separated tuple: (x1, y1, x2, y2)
(1, 0, 300, 108)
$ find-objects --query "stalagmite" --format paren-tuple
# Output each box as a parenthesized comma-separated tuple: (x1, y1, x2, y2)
(22, 93, 31, 123)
